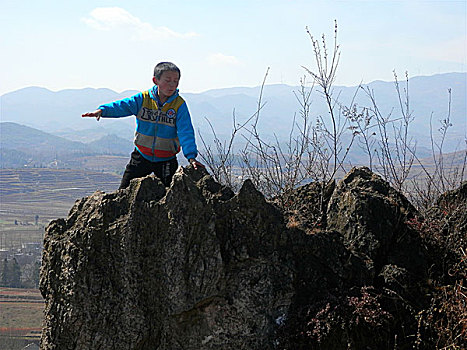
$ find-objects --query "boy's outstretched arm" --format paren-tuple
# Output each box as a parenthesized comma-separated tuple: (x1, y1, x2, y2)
(82, 109, 102, 121)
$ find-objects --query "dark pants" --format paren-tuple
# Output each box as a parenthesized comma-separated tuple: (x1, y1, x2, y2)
(119, 149, 178, 189)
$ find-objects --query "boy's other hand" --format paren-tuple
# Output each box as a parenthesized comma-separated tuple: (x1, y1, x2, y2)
(82, 109, 102, 121)
(189, 158, 205, 170)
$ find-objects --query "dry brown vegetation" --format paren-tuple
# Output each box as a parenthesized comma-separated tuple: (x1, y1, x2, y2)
(199, 22, 466, 349)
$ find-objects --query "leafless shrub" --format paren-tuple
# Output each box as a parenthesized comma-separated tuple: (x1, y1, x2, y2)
(199, 21, 360, 208)
(197, 21, 466, 350)
(407, 89, 467, 211)
(303, 20, 359, 182)
(359, 71, 416, 193)
(198, 109, 257, 192)
(276, 287, 393, 349)
(340, 94, 378, 171)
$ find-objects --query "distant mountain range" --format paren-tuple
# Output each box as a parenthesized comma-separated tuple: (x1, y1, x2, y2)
(0, 122, 133, 169)
(1, 72, 465, 169)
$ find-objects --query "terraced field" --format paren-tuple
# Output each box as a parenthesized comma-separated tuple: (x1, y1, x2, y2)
(0, 168, 122, 348)
(0, 287, 43, 348)
(0, 168, 121, 249)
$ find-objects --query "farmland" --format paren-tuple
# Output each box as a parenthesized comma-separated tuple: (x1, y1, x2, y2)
(0, 287, 43, 349)
(0, 168, 121, 250)
(0, 168, 121, 348)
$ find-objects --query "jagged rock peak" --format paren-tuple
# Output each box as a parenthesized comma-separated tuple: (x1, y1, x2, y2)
(40, 166, 294, 350)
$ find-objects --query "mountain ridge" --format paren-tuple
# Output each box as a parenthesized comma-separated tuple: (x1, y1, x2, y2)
(1, 72, 465, 152)
(0, 122, 132, 169)
(1, 121, 464, 172)
(2, 71, 463, 96)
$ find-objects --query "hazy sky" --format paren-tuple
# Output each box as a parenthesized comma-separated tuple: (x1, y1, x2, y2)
(1, 0, 466, 95)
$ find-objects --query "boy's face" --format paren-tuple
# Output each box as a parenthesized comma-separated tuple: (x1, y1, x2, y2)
(153, 71, 180, 100)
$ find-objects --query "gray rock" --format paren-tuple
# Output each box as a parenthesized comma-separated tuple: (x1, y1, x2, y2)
(326, 167, 426, 285)
(40, 166, 437, 349)
(40, 167, 294, 350)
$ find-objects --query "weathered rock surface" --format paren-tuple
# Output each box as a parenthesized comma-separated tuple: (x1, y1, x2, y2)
(423, 181, 467, 283)
(40, 166, 440, 349)
(40, 166, 294, 350)
(276, 168, 431, 349)
(326, 167, 427, 298)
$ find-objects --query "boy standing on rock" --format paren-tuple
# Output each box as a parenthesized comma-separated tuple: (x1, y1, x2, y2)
(82, 62, 204, 189)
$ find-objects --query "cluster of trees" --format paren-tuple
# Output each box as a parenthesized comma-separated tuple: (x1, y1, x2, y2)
(0, 258, 40, 289)
(1, 258, 21, 288)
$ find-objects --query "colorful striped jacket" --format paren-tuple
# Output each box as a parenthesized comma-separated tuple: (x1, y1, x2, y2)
(98, 86, 197, 162)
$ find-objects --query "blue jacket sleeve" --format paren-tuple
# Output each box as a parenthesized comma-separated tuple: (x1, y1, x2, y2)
(176, 102, 198, 160)
(98, 93, 143, 118)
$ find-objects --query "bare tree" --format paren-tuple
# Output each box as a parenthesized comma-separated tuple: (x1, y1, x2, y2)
(361, 71, 416, 192)
(198, 22, 465, 217)
(304, 21, 345, 180)
(407, 89, 467, 210)
(200, 22, 359, 202)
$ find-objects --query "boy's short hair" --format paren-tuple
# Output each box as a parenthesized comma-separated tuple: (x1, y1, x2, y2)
(154, 62, 181, 79)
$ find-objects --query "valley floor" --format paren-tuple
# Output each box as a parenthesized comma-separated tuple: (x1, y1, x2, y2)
(0, 168, 121, 348)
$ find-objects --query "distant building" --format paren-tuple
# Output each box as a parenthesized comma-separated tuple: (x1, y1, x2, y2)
(22, 242, 42, 253)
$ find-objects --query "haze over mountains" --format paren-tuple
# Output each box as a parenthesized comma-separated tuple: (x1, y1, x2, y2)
(1, 72, 465, 169)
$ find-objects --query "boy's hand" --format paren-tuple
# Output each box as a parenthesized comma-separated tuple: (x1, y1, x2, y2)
(189, 158, 205, 170)
(82, 109, 102, 121)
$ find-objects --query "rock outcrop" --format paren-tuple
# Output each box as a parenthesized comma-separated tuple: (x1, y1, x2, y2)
(40, 167, 294, 350)
(40, 166, 438, 349)
(422, 181, 467, 283)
